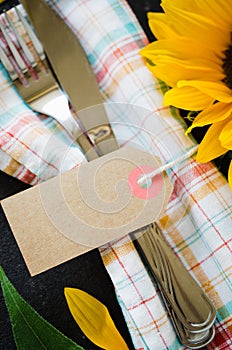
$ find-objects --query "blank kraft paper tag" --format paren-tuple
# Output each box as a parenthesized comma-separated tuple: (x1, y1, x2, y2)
(1, 147, 173, 275)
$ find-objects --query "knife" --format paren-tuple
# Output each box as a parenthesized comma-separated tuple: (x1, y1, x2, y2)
(21, 0, 118, 161)
(20, 0, 216, 346)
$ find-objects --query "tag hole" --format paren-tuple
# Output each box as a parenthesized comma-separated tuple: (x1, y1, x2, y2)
(138, 175, 152, 189)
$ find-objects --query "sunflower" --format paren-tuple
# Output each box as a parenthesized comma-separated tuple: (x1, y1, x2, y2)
(140, 0, 232, 189)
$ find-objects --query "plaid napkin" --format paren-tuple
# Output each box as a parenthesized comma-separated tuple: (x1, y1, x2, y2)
(1, 0, 232, 349)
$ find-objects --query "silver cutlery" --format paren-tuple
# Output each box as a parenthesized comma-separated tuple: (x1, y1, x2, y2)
(0, 5, 100, 160)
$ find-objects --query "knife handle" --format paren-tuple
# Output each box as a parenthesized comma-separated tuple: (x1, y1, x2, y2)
(132, 224, 216, 332)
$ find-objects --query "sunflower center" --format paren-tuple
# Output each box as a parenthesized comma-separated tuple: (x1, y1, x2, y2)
(222, 42, 232, 90)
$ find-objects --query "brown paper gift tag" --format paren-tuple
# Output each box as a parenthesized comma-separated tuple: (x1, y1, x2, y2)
(1, 147, 173, 275)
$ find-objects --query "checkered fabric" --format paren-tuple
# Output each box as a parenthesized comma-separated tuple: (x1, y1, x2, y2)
(0, 0, 231, 349)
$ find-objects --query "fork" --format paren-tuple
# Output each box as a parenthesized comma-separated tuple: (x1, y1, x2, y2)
(0, 4, 99, 158)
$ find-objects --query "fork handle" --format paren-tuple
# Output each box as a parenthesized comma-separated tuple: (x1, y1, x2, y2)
(132, 224, 216, 331)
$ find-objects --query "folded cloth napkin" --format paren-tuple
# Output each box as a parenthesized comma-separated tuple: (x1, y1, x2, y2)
(0, 0, 232, 349)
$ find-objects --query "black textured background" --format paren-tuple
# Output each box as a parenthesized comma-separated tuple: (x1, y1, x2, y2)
(0, 1, 229, 350)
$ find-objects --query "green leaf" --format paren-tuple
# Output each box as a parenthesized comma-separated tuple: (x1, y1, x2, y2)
(65, 288, 129, 350)
(0, 266, 84, 350)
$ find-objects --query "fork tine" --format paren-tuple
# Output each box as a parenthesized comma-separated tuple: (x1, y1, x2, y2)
(16, 6, 45, 61)
(0, 43, 18, 80)
(4, 10, 37, 67)
(0, 19, 27, 72)
(0, 3, 82, 141)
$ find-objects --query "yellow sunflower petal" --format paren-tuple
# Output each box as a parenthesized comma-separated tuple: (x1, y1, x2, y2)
(162, 0, 232, 28)
(148, 63, 223, 89)
(162, 0, 198, 12)
(196, 0, 232, 28)
(152, 54, 223, 81)
(186, 102, 232, 133)
(154, 56, 221, 73)
(64, 288, 128, 350)
(178, 80, 232, 103)
(161, 3, 230, 51)
(219, 118, 232, 149)
(163, 86, 214, 110)
(146, 64, 177, 87)
(140, 38, 220, 65)
(148, 12, 179, 40)
(196, 122, 228, 163)
(228, 161, 232, 191)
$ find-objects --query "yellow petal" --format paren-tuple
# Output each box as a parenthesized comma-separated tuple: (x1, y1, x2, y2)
(162, 0, 232, 28)
(228, 161, 232, 191)
(145, 64, 176, 87)
(148, 62, 223, 89)
(150, 55, 223, 82)
(177, 80, 232, 103)
(161, 3, 230, 51)
(154, 56, 222, 73)
(219, 118, 232, 149)
(196, 122, 228, 163)
(140, 38, 220, 65)
(196, 0, 232, 28)
(148, 12, 179, 40)
(162, 0, 199, 12)
(163, 86, 214, 110)
(64, 288, 128, 350)
(186, 102, 232, 133)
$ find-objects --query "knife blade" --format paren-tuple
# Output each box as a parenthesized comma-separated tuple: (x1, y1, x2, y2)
(20, 0, 216, 346)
